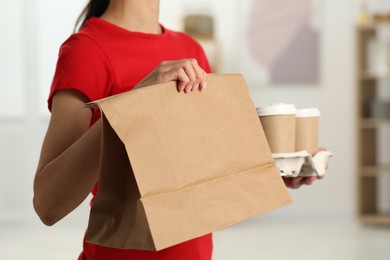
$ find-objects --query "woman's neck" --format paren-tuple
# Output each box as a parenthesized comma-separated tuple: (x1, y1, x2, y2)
(100, 0, 161, 34)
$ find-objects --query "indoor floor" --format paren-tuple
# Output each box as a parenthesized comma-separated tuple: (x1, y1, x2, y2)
(1, 216, 389, 260)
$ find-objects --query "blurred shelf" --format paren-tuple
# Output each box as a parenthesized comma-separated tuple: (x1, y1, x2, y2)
(359, 70, 390, 81)
(359, 118, 390, 128)
(356, 25, 390, 226)
(360, 166, 390, 176)
(359, 214, 390, 225)
(357, 23, 390, 31)
(192, 35, 216, 41)
(358, 25, 375, 32)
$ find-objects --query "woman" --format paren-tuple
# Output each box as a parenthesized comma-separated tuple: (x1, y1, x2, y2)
(33, 0, 319, 259)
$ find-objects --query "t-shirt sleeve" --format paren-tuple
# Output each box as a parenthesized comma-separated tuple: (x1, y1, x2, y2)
(48, 34, 113, 111)
(196, 47, 212, 74)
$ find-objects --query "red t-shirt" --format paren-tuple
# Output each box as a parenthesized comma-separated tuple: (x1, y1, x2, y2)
(48, 17, 212, 260)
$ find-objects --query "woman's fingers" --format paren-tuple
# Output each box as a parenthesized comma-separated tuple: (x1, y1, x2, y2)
(177, 68, 190, 93)
(182, 59, 206, 93)
(182, 62, 197, 93)
(175, 59, 207, 93)
(190, 59, 207, 91)
(283, 176, 319, 189)
(303, 176, 317, 185)
(291, 177, 304, 189)
(283, 177, 303, 189)
(135, 59, 208, 92)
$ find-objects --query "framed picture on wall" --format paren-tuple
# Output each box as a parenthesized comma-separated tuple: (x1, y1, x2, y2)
(248, 0, 322, 85)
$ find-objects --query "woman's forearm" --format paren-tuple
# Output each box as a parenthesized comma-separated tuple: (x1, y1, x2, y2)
(33, 120, 102, 226)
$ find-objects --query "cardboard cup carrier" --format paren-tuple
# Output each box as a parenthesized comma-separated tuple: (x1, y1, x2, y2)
(257, 103, 296, 153)
(295, 108, 320, 155)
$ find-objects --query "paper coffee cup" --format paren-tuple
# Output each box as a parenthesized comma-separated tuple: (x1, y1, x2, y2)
(257, 103, 296, 153)
(295, 108, 320, 155)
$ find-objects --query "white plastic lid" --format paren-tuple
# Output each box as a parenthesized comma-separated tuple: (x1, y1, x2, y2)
(296, 108, 321, 118)
(256, 103, 296, 116)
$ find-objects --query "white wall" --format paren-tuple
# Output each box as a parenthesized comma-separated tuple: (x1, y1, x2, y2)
(0, 0, 90, 227)
(245, 0, 359, 217)
(1, 0, 390, 228)
(242, 0, 360, 217)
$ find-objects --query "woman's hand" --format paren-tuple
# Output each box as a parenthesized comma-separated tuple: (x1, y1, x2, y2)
(134, 59, 207, 93)
(282, 147, 328, 189)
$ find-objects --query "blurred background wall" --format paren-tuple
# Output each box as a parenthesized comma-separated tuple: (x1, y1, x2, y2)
(1, 0, 390, 256)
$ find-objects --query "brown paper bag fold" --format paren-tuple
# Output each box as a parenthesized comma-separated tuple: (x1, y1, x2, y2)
(86, 74, 292, 251)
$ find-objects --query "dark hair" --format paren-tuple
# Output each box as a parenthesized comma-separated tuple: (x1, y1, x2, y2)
(75, 0, 110, 31)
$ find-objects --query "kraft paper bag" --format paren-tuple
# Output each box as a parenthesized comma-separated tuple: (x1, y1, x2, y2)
(86, 74, 292, 251)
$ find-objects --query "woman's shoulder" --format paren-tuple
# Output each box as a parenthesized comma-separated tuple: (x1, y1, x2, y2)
(59, 18, 109, 53)
(58, 30, 105, 60)
(165, 27, 204, 49)
(55, 31, 111, 77)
